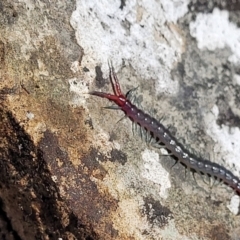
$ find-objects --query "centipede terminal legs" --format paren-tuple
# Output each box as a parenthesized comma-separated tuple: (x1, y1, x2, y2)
(108, 61, 122, 96)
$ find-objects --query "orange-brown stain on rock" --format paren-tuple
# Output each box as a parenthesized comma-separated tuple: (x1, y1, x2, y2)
(0, 31, 119, 239)
(39, 129, 119, 239)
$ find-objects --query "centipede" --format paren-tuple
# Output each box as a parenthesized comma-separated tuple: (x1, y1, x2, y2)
(89, 63, 240, 196)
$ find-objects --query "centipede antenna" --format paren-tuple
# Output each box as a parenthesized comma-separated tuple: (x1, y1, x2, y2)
(108, 60, 122, 96)
(108, 60, 116, 96)
(108, 60, 118, 96)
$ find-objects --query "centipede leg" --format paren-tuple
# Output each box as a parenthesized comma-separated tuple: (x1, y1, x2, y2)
(210, 176, 221, 188)
(144, 132, 153, 147)
(158, 115, 166, 124)
(103, 105, 121, 110)
(139, 125, 143, 139)
(192, 171, 210, 189)
(147, 134, 154, 146)
(208, 177, 216, 189)
(151, 140, 167, 149)
(132, 122, 143, 138)
(192, 171, 199, 185)
(136, 125, 146, 140)
(184, 167, 191, 181)
(169, 159, 179, 171)
(145, 128, 150, 143)
(200, 174, 211, 186)
(208, 176, 215, 188)
(213, 177, 221, 187)
(116, 115, 127, 125)
(131, 122, 136, 136)
(126, 86, 139, 100)
(159, 150, 172, 156)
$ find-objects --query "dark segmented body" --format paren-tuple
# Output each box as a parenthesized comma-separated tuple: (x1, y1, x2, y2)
(90, 65, 240, 195)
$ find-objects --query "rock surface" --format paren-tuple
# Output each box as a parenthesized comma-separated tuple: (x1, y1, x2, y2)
(0, 1, 240, 240)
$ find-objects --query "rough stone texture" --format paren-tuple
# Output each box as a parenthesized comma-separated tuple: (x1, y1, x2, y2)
(0, 0, 240, 240)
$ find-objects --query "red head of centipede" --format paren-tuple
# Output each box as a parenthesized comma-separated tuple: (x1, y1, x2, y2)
(89, 63, 127, 107)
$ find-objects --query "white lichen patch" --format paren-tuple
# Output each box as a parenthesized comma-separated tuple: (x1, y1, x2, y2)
(141, 149, 171, 199)
(161, 0, 190, 23)
(227, 195, 240, 215)
(91, 128, 120, 158)
(112, 198, 149, 240)
(70, 61, 81, 73)
(111, 197, 194, 240)
(70, 0, 188, 95)
(26, 111, 34, 120)
(233, 74, 240, 86)
(51, 175, 58, 183)
(204, 105, 240, 176)
(190, 8, 240, 64)
(160, 220, 196, 240)
(68, 77, 89, 107)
